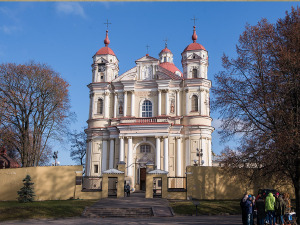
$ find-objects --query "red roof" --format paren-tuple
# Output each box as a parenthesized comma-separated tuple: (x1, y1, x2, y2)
(159, 62, 183, 77)
(160, 47, 172, 54)
(96, 46, 116, 56)
(183, 42, 206, 52)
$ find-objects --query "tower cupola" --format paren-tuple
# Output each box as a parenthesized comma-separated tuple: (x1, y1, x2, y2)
(92, 29, 119, 83)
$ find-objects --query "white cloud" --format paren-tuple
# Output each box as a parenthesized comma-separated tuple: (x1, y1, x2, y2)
(55, 2, 86, 18)
(0, 25, 21, 34)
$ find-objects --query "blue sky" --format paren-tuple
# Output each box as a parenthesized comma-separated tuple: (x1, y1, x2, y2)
(0, 2, 299, 165)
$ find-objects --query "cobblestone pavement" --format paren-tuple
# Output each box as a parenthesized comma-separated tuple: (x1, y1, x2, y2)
(1, 215, 242, 225)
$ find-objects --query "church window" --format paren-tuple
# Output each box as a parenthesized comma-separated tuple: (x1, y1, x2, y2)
(97, 99, 103, 114)
(164, 57, 167, 62)
(191, 95, 198, 111)
(94, 164, 99, 173)
(142, 100, 152, 117)
(140, 145, 151, 153)
(192, 69, 198, 78)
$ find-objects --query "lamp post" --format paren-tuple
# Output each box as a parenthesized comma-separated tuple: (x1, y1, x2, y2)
(196, 148, 203, 166)
(53, 151, 58, 166)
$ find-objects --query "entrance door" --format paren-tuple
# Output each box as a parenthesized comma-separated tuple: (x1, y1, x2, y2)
(140, 168, 146, 191)
(108, 177, 118, 197)
(153, 177, 162, 198)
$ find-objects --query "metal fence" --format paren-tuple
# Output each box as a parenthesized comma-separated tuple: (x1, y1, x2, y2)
(82, 176, 102, 191)
(167, 177, 187, 191)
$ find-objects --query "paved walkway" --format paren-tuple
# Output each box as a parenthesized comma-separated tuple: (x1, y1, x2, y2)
(1, 215, 242, 225)
(1, 192, 243, 224)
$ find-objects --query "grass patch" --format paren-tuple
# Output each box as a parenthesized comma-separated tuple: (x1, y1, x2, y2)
(170, 200, 241, 216)
(0, 199, 98, 221)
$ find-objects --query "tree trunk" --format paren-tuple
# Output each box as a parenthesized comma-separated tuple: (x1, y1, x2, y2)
(295, 156, 300, 224)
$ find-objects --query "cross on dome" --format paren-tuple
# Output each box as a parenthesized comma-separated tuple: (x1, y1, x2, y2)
(191, 16, 198, 26)
(146, 44, 150, 55)
(104, 19, 112, 30)
(103, 20, 112, 46)
(163, 38, 168, 48)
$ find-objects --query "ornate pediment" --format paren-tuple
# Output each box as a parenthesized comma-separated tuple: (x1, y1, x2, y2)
(113, 67, 137, 82)
(95, 57, 109, 64)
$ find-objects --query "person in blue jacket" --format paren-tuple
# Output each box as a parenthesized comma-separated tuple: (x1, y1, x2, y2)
(245, 195, 254, 225)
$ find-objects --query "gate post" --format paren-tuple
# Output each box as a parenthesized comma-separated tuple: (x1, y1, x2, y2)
(146, 169, 168, 198)
(102, 174, 109, 198)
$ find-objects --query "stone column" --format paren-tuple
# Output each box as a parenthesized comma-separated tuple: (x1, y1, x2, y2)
(176, 90, 180, 116)
(113, 93, 117, 118)
(155, 137, 161, 170)
(158, 90, 162, 116)
(185, 137, 190, 166)
(127, 137, 133, 176)
(201, 138, 206, 166)
(200, 88, 205, 115)
(124, 91, 127, 117)
(206, 90, 210, 116)
(176, 137, 182, 176)
(89, 93, 94, 119)
(163, 137, 169, 172)
(165, 90, 169, 115)
(102, 139, 108, 172)
(208, 138, 212, 166)
(86, 140, 92, 176)
(104, 92, 109, 118)
(109, 139, 114, 168)
(131, 91, 135, 117)
(185, 90, 189, 115)
(119, 137, 125, 162)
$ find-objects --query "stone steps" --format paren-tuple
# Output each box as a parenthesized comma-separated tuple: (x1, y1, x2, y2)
(83, 207, 153, 218)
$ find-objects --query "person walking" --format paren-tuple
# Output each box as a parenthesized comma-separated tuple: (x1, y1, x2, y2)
(126, 183, 130, 197)
(245, 195, 254, 225)
(256, 194, 265, 225)
(265, 192, 276, 225)
(275, 193, 285, 225)
(241, 194, 249, 225)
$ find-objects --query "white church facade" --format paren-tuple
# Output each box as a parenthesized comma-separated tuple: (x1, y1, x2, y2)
(85, 25, 214, 190)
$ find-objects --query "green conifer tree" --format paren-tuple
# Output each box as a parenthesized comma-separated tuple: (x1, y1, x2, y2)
(17, 175, 35, 203)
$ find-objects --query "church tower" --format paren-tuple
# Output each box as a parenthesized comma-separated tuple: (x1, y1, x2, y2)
(181, 26, 208, 79)
(92, 30, 119, 83)
(181, 25, 213, 167)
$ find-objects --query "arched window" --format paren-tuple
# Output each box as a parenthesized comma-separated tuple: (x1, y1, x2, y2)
(97, 99, 103, 114)
(191, 95, 198, 111)
(192, 69, 198, 78)
(142, 100, 152, 117)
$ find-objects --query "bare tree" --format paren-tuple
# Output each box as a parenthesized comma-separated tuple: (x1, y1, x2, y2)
(0, 62, 71, 167)
(213, 7, 300, 221)
(69, 129, 86, 166)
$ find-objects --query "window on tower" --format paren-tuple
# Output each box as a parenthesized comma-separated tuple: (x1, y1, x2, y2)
(140, 145, 151, 153)
(192, 69, 198, 78)
(191, 95, 198, 111)
(97, 98, 103, 114)
(142, 100, 152, 117)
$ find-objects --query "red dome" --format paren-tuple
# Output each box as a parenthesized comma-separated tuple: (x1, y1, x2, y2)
(160, 47, 172, 54)
(183, 42, 206, 52)
(96, 46, 116, 56)
(159, 62, 183, 77)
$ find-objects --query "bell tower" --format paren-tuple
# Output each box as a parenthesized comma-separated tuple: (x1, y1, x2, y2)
(92, 29, 119, 83)
(181, 26, 208, 79)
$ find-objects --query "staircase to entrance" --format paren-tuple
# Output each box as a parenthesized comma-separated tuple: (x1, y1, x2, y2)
(83, 191, 174, 218)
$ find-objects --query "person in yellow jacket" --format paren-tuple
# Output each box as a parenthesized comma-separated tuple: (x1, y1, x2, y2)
(265, 192, 276, 225)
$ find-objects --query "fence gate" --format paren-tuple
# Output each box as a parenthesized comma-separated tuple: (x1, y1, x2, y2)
(153, 177, 162, 198)
(108, 177, 118, 197)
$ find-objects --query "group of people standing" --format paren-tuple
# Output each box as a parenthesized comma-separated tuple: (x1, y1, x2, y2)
(241, 192, 292, 225)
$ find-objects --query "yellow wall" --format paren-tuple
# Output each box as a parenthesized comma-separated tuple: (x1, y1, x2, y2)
(0, 166, 83, 201)
(186, 166, 295, 200)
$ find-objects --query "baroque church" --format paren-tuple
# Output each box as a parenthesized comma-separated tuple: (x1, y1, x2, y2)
(85, 25, 214, 190)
